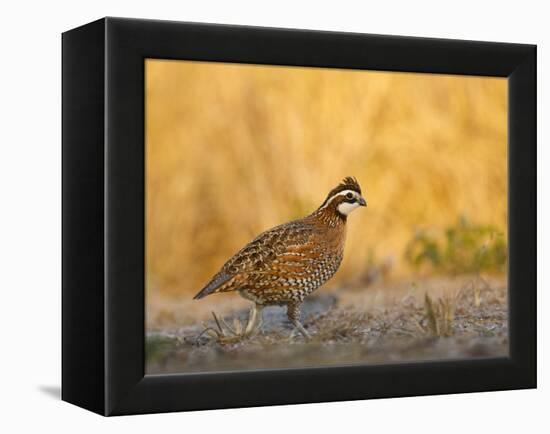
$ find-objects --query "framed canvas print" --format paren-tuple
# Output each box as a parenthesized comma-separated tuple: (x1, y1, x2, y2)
(62, 17, 536, 415)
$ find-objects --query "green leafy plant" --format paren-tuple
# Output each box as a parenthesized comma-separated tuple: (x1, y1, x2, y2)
(405, 217, 507, 274)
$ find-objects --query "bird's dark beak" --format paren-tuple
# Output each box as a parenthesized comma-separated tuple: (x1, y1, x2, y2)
(359, 197, 367, 207)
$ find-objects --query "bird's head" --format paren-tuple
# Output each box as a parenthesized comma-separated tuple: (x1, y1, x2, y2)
(318, 176, 367, 217)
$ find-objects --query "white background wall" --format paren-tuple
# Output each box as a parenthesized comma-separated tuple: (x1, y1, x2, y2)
(0, 1, 546, 432)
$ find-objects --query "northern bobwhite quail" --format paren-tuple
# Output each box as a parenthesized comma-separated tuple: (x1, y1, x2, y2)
(194, 177, 367, 339)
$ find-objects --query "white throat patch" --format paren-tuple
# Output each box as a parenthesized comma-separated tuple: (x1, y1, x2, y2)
(337, 201, 361, 216)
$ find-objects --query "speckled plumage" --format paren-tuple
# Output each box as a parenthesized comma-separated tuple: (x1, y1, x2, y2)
(194, 177, 366, 338)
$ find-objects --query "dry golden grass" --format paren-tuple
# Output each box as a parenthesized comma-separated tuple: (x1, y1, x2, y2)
(145, 60, 507, 297)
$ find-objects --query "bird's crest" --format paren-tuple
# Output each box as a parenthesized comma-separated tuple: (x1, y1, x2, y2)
(319, 176, 362, 208)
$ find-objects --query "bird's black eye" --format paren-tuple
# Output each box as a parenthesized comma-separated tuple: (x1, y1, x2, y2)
(346, 192, 354, 200)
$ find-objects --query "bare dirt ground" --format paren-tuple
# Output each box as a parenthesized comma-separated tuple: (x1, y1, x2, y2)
(146, 275, 508, 374)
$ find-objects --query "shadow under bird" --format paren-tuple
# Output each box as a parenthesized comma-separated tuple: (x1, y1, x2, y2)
(194, 177, 367, 339)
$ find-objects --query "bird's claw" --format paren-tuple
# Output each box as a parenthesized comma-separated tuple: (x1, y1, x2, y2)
(288, 323, 312, 342)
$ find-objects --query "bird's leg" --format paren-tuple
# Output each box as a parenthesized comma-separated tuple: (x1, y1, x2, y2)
(287, 302, 311, 341)
(243, 304, 264, 337)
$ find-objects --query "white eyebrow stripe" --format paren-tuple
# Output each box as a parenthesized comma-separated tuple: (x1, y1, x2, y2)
(319, 189, 358, 210)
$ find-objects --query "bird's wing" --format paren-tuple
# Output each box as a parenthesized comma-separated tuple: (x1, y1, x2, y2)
(194, 220, 316, 298)
(224, 220, 315, 273)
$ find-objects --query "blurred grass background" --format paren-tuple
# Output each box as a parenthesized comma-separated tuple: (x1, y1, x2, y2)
(145, 59, 507, 298)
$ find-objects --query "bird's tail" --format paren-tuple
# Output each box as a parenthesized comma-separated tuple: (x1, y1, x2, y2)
(193, 270, 233, 300)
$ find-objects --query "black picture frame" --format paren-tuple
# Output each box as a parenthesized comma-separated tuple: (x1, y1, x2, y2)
(62, 17, 536, 416)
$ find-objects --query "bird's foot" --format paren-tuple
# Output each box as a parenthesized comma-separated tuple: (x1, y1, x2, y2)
(288, 321, 312, 342)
